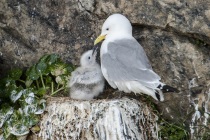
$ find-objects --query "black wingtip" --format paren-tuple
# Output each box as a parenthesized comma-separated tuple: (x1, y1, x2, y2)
(159, 85, 179, 93)
(155, 91, 161, 101)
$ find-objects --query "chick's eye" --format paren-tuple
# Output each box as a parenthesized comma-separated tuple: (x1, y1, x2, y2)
(88, 57, 90, 59)
(106, 28, 109, 31)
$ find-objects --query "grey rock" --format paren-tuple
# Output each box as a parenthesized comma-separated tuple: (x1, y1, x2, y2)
(0, 0, 210, 139)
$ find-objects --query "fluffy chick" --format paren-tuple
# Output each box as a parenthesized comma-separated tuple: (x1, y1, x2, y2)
(69, 50, 105, 100)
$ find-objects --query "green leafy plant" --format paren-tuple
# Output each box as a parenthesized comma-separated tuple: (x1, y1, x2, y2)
(0, 54, 74, 139)
(158, 119, 189, 140)
(142, 96, 190, 140)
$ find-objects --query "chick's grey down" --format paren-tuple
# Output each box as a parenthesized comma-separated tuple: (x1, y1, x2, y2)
(69, 50, 105, 100)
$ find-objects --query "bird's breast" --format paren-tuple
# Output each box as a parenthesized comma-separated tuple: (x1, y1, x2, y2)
(100, 41, 109, 56)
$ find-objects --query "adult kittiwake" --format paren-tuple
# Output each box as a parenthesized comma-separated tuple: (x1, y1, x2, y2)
(94, 14, 178, 101)
(69, 50, 105, 100)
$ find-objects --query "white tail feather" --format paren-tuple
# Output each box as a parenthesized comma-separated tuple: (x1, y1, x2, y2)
(114, 81, 164, 101)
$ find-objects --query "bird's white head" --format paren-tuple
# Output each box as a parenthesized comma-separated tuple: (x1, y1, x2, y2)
(80, 50, 96, 67)
(94, 14, 132, 45)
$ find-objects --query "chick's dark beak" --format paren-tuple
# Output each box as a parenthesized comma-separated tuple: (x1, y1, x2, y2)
(92, 45, 99, 56)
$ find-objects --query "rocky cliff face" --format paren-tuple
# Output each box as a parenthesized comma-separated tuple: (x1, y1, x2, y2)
(0, 0, 210, 139)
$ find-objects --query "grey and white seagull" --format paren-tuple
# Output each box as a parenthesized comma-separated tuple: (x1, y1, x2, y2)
(69, 50, 105, 100)
(94, 14, 178, 101)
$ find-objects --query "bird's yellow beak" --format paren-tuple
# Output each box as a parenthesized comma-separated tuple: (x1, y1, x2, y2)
(94, 35, 106, 45)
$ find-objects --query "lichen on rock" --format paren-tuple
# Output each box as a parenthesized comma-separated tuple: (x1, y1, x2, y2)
(38, 97, 159, 140)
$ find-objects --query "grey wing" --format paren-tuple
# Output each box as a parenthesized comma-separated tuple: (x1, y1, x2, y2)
(102, 38, 161, 89)
(70, 67, 103, 86)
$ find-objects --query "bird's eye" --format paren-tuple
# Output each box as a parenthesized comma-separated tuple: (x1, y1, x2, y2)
(106, 28, 109, 31)
(88, 56, 90, 59)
